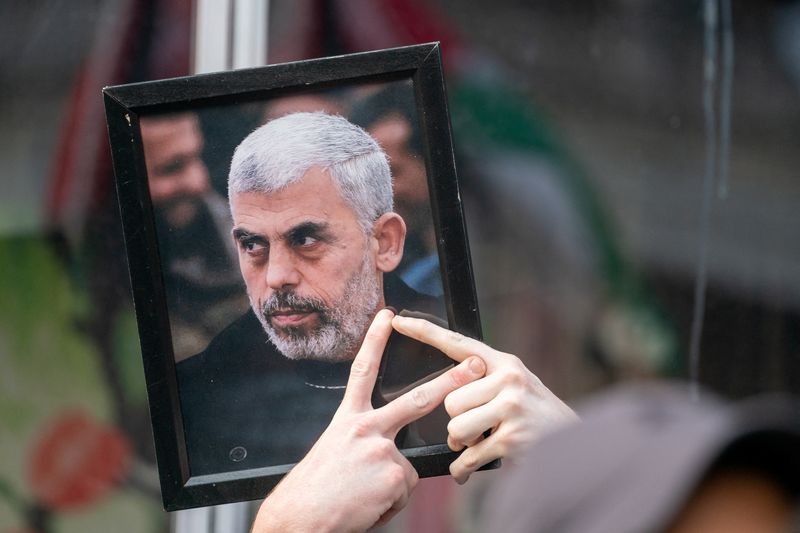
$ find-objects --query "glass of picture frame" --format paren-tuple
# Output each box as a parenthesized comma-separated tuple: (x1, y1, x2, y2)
(104, 42, 489, 511)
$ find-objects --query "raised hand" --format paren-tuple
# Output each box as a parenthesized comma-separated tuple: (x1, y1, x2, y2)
(252, 309, 486, 532)
(392, 314, 578, 485)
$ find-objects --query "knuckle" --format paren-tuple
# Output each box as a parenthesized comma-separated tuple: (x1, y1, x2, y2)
(387, 464, 406, 487)
(513, 358, 537, 382)
(447, 330, 466, 345)
(499, 432, 518, 456)
(498, 349, 517, 360)
(410, 387, 431, 409)
(348, 417, 373, 439)
(417, 320, 435, 337)
(375, 438, 395, 457)
(498, 352, 525, 370)
(499, 367, 525, 387)
(363, 328, 384, 344)
(460, 450, 480, 470)
(444, 394, 460, 417)
(467, 434, 485, 447)
(349, 359, 371, 378)
(447, 434, 465, 452)
(447, 419, 467, 443)
(499, 393, 523, 416)
(410, 468, 419, 488)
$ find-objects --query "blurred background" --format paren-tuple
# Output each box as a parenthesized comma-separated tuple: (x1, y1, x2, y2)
(1, 0, 798, 531)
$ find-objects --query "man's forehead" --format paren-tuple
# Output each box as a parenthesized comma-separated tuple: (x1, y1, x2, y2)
(231, 194, 326, 226)
(230, 169, 359, 226)
(141, 114, 199, 140)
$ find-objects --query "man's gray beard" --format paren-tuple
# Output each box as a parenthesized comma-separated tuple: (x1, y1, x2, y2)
(250, 255, 381, 362)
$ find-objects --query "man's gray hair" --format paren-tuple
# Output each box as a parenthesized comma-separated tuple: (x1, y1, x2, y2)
(228, 111, 393, 232)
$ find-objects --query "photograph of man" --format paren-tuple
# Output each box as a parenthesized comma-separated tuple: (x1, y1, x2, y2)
(176, 112, 449, 476)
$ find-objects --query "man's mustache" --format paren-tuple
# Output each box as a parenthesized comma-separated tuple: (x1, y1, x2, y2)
(261, 291, 327, 318)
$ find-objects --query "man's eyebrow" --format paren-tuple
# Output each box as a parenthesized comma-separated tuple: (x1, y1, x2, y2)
(284, 221, 335, 242)
(232, 227, 267, 243)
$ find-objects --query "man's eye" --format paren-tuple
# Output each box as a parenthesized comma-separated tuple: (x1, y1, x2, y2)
(158, 157, 188, 176)
(298, 235, 319, 247)
(242, 241, 267, 254)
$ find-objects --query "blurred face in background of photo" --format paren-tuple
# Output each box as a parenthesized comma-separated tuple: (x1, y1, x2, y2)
(141, 113, 211, 229)
(262, 94, 345, 123)
(367, 112, 429, 235)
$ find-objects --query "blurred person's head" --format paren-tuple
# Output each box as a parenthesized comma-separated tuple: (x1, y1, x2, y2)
(350, 84, 429, 239)
(483, 384, 800, 533)
(228, 112, 406, 362)
(140, 113, 211, 229)
(262, 93, 345, 122)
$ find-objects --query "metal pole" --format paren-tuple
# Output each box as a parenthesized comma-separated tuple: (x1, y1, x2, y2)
(193, 0, 233, 74)
(173, 2, 269, 533)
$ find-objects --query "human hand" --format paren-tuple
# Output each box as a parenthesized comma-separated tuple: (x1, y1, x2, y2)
(251, 309, 487, 532)
(391, 315, 578, 484)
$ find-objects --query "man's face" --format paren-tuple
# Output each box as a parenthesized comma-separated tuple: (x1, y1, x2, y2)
(141, 114, 211, 229)
(368, 113, 428, 232)
(230, 167, 384, 362)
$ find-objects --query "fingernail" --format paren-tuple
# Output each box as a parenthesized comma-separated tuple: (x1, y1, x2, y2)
(468, 357, 485, 375)
(383, 306, 398, 315)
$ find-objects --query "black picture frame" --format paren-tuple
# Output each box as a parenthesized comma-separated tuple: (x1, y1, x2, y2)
(104, 42, 488, 511)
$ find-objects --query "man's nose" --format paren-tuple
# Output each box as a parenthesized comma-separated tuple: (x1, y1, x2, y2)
(180, 161, 210, 196)
(265, 247, 301, 289)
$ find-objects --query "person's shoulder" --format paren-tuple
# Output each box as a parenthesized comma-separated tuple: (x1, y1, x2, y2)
(177, 310, 275, 381)
(206, 309, 263, 353)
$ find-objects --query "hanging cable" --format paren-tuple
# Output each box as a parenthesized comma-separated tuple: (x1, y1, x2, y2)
(689, 0, 734, 400)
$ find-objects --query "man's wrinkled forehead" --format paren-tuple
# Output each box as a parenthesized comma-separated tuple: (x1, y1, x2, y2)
(230, 168, 361, 228)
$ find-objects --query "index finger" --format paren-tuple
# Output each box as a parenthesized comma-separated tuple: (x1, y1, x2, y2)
(340, 308, 395, 412)
(391, 315, 502, 366)
(375, 355, 486, 436)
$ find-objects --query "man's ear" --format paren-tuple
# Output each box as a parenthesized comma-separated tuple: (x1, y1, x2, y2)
(372, 212, 406, 273)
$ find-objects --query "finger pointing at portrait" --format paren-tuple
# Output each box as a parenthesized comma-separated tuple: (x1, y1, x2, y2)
(391, 315, 579, 485)
(251, 309, 486, 532)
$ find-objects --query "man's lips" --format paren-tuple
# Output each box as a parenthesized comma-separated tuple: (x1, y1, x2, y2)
(267, 309, 318, 327)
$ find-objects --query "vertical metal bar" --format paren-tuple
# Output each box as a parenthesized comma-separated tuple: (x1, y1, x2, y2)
(233, 0, 268, 69)
(216, 6, 269, 531)
(172, 2, 270, 532)
(193, 0, 233, 74)
(213, 502, 253, 533)
(173, 505, 211, 533)
(175, 4, 231, 532)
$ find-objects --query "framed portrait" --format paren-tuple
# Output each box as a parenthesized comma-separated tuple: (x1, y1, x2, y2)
(104, 42, 487, 510)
